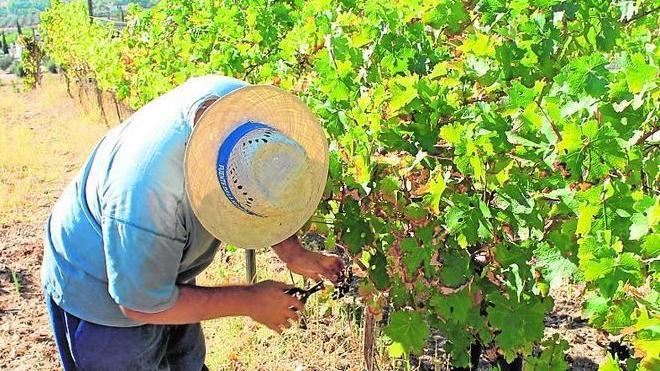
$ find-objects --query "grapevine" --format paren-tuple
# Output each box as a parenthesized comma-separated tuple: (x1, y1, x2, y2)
(17, 32, 42, 89)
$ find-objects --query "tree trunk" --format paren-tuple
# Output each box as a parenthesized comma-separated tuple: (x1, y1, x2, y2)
(87, 0, 94, 23)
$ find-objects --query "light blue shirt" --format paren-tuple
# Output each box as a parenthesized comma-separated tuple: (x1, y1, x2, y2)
(41, 76, 248, 327)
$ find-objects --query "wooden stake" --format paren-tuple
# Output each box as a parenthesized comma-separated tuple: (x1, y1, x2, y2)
(245, 250, 257, 284)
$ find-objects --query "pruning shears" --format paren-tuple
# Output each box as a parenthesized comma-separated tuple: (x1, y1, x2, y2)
(284, 280, 324, 303)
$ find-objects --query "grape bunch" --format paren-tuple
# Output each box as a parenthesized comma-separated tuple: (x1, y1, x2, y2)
(332, 266, 355, 300)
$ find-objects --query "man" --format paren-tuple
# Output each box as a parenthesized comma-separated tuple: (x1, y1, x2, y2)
(41, 75, 343, 370)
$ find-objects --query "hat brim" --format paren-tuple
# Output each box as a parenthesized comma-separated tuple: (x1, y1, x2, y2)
(184, 85, 328, 249)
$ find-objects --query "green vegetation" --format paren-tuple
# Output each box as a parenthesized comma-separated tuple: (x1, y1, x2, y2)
(40, 0, 659, 369)
(18, 31, 42, 87)
(1, 31, 19, 46)
(0, 54, 12, 69)
(9, 59, 24, 76)
(0, 1, 157, 29)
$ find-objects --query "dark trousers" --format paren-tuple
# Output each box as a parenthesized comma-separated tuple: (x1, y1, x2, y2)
(45, 296, 207, 371)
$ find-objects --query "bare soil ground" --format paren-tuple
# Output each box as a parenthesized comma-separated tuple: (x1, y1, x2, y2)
(0, 76, 613, 371)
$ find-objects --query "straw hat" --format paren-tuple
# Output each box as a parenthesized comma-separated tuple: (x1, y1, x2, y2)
(184, 85, 328, 249)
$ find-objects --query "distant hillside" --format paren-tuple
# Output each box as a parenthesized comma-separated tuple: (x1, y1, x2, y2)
(0, 1, 158, 31)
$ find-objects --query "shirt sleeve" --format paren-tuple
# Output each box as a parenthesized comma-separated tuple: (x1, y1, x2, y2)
(102, 214, 185, 313)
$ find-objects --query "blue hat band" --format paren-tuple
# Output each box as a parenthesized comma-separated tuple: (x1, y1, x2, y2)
(216, 121, 272, 217)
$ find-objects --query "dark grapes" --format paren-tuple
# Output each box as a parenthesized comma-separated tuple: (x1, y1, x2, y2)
(331, 267, 354, 300)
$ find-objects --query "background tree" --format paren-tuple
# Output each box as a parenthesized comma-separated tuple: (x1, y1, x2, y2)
(1, 32, 8, 54)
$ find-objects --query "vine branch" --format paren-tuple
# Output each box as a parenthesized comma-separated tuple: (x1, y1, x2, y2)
(635, 126, 660, 145)
(623, 5, 660, 25)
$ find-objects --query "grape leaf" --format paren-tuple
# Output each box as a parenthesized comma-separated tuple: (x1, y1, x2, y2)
(368, 250, 390, 290)
(598, 354, 621, 371)
(338, 199, 373, 254)
(625, 54, 658, 94)
(576, 203, 600, 236)
(555, 55, 609, 97)
(487, 292, 552, 361)
(629, 213, 649, 241)
(533, 242, 579, 288)
(640, 233, 660, 257)
(525, 334, 569, 371)
(389, 75, 418, 113)
(401, 238, 425, 276)
(557, 122, 583, 154)
(422, 171, 446, 215)
(430, 290, 474, 325)
(507, 81, 535, 109)
(584, 294, 609, 327)
(383, 311, 429, 355)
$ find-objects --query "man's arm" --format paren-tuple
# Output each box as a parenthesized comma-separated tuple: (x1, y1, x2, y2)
(119, 280, 303, 333)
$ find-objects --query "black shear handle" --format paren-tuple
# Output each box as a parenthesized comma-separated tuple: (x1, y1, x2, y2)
(284, 281, 324, 303)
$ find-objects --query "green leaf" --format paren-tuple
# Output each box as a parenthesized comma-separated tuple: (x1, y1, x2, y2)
(598, 354, 621, 371)
(440, 123, 464, 145)
(401, 238, 424, 275)
(487, 292, 552, 361)
(602, 298, 636, 335)
(625, 54, 658, 94)
(439, 248, 471, 287)
(582, 257, 616, 281)
(555, 55, 609, 97)
(470, 155, 486, 182)
(338, 199, 373, 254)
(557, 122, 583, 154)
(389, 75, 418, 113)
(525, 334, 569, 371)
(507, 81, 535, 109)
(383, 311, 429, 355)
(629, 213, 649, 241)
(641, 233, 660, 257)
(368, 250, 390, 290)
(378, 175, 401, 196)
(581, 252, 642, 296)
(387, 342, 405, 358)
(422, 171, 446, 215)
(460, 33, 495, 57)
(584, 294, 609, 327)
(404, 203, 427, 220)
(576, 203, 599, 236)
(533, 242, 579, 288)
(430, 290, 474, 325)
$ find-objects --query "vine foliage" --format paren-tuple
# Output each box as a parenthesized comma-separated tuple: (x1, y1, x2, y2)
(18, 32, 42, 89)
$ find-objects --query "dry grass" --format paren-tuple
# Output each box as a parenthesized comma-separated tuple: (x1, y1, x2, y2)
(0, 74, 108, 225)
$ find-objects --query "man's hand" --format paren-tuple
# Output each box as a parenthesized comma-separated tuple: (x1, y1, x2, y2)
(273, 235, 344, 283)
(245, 280, 304, 333)
(119, 281, 303, 334)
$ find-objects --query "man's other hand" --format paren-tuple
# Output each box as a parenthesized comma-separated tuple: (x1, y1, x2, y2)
(246, 280, 304, 333)
(273, 235, 344, 283)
